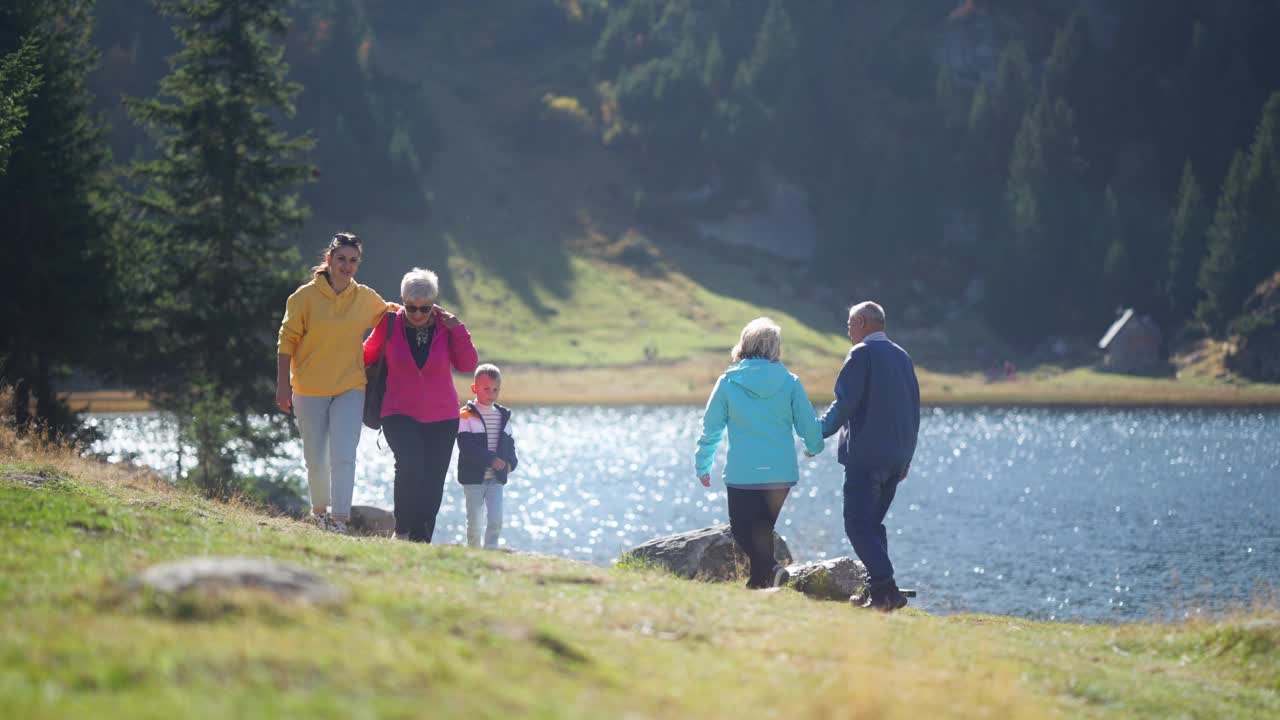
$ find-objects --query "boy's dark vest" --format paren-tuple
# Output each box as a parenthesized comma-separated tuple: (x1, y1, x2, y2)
(456, 401, 518, 485)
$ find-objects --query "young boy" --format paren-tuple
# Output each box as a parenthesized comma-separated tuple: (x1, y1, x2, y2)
(456, 364, 518, 549)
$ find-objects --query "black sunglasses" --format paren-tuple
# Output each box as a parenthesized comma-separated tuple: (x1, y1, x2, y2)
(404, 304, 434, 314)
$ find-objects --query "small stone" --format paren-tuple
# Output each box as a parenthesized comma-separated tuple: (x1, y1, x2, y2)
(135, 556, 345, 605)
(348, 505, 396, 537)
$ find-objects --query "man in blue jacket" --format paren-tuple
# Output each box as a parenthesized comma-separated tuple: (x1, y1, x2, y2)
(817, 301, 920, 611)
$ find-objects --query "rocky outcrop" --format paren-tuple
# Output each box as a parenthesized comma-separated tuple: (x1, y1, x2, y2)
(784, 557, 868, 601)
(349, 505, 396, 537)
(134, 556, 346, 605)
(623, 524, 792, 582)
(1226, 271, 1280, 382)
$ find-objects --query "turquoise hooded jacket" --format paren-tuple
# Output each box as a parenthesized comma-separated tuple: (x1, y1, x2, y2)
(695, 358, 825, 487)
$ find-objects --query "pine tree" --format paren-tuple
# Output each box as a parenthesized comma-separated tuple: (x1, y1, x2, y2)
(990, 91, 1097, 341)
(119, 0, 314, 495)
(730, 0, 801, 160)
(1101, 185, 1131, 300)
(966, 40, 1032, 239)
(0, 1, 116, 440)
(732, 0, 798, 101)
(1196, 153, 1250, 333)
(0, 35, 41, 175)
(1040, 8, 1091, 103)
(935, 64, 967, 134)
(1165, 160, 1209, 323)
(1169, 20, 1259, 196)
(1197, 92, 1280, 334)
(701, 32, 725, 95)
(1041, 7, 1113, 188)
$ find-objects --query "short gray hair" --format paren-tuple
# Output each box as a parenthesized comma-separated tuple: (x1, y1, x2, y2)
(474, 363, 501, 382)
(849, 301, 886, 327)
(400, 267, 439, 302)
(731, 317, 782, 363)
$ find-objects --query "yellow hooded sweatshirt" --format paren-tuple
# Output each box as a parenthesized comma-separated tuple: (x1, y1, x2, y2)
(278, 274, 393, 397)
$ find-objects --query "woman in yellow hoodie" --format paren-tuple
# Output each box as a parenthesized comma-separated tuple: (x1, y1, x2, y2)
(276, 232, 396, 534)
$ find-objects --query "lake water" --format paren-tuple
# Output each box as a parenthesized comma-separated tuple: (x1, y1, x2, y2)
(88, 407, 1279, 622)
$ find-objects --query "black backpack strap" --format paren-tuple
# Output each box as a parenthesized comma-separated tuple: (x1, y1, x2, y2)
(379, 311, 396, 362)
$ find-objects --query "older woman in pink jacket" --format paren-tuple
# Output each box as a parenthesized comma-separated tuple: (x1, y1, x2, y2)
(363, 267, 478, 542)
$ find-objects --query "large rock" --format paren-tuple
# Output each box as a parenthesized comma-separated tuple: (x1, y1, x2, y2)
(1226, 271, 1280, 382)
(785, 557, 868, 601)
(623, 524, 792, 582)
(349, 505, 395, 537)
(135, 556, 345, 605)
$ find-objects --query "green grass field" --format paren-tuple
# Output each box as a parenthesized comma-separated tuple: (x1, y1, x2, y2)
(2, 432, 1277, 719)
(437, 249, 852, 369)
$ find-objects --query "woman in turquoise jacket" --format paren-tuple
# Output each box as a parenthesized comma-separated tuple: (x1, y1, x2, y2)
(696, 317, 824, 589)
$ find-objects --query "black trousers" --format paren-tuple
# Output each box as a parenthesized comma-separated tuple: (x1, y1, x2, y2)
(726, 486, 790, 588)
(382, 415, 459, 542)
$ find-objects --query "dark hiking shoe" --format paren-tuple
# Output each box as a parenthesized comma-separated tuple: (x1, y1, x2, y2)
(852, 585, 909, 612)
(879, 587, 909, 611)
(772, 565, 791, 588)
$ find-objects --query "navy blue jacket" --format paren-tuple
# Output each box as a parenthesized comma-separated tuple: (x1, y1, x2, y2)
(456, 401, 519, 485)
(818, 334, 921, 469)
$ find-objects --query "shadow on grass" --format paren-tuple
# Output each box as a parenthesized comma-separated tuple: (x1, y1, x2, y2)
(450, 224, 576, 315)
(646, 229, 849, 345)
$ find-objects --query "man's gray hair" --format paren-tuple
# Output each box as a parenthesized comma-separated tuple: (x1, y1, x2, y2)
(849, 301, 886, 327)
(731, 317, 782, 363)
(400, 267, 439, 301)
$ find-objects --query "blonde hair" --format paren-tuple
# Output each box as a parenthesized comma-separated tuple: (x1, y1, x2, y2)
(474, 363, 502, 382)
(730, 317, 782, 363)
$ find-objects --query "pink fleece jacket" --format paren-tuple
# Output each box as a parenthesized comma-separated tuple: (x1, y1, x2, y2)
(363, 310, 478, 424)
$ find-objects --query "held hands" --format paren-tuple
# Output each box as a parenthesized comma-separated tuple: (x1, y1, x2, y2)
(698, 474, 711, 488)
(491, 458, 508, 471)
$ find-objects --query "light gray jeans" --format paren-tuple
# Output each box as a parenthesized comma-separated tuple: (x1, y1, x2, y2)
(292, 389, 364, 516)
(463, 481, 504, 549)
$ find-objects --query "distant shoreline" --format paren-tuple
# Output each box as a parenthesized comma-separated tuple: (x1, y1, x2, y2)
(65, 362, 1280, 413)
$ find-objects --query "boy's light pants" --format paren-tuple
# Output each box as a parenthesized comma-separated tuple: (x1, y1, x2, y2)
(463, 481, 504, 549)
(292, 389, 364, 517)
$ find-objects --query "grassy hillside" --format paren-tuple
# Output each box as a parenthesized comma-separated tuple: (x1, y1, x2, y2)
(66, 239, 1280, 409)
(78, 1, 1280, 412)
(267, 1, 1280, 409)
(2, 432, 1277, 719)
(428, 249, 1280, 407)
